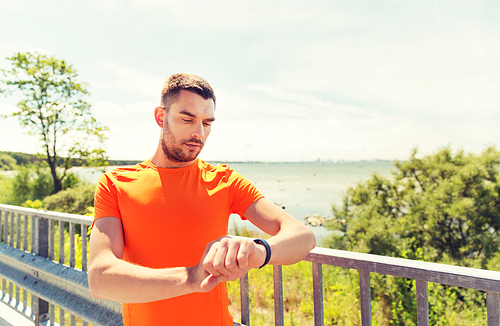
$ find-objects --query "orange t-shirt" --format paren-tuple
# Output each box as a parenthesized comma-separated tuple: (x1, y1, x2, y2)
(93, 158, 263, 326)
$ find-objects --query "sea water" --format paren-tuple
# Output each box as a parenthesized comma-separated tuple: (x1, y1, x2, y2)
(75, 161, 395, 243)
(220, 161, 394, 242)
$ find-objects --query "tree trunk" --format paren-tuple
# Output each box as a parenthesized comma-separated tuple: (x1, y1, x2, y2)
(47, 153, 62, 194)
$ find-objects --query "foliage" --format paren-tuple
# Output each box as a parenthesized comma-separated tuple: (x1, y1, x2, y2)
(0, 151, 44, 166)
(0, 174, 14, 203)
(3, 164, 85, 205)
(324, 146, 499, 324)
(42, 183, 95, 215)
(0, 153, 17, 170)
(10, 166, 53, 204)
(11, 165, 33, 204)
(326, 146, 500, 266)
(0, 52, 109, 193)
(21, 199, 44, 209)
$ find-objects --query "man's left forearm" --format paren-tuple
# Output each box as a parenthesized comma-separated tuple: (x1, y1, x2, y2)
(265, 217, 316, 265)
(244, 198, 316, 266)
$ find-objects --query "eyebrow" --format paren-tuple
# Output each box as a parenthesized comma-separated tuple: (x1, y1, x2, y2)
(180, 110, 215, 122)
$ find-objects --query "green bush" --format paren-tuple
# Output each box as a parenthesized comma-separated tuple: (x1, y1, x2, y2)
(62, 172, 82, 190)
(0, 174, 14, 204)
(21, 199, 44, 209)
(4, 165, 86, 205)
(42, 183, 95, 215)
(11, 166, 33, 204)
(32, 169, 55, 199)
(325, 146, 499, 324)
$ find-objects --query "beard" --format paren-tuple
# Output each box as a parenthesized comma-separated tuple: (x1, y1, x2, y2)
(161, 122, 204, 163)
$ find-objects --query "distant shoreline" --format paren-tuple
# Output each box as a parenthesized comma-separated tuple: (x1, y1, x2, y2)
(1, 150, 395, 167)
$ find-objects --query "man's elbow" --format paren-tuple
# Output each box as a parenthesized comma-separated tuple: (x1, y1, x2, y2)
(302, 226, 316, 256)
(307, 228, 316, 251)
(87, 267, 105, 299)
(290, 225, 316, 264)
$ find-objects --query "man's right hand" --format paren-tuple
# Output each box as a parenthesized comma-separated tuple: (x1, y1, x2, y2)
(191, 236, 267, 292)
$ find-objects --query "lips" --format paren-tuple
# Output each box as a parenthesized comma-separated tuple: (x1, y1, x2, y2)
(184, 142, 202, 150)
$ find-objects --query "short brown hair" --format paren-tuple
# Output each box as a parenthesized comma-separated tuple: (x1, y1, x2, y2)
(160, 73, 216, 110)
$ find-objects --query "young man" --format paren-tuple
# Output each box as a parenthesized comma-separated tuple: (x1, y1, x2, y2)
(88, 73, 316, 325)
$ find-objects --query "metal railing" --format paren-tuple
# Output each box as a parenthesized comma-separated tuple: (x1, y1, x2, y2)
(0, 204, 121, 326)
(1, 204, 500, 326)
(236, 248, 500, 326)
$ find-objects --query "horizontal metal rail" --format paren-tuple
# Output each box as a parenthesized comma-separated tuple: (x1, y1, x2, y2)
(1, 204, 98, 326)
(2, 204, 500, 326)
(0, 243, 122, 326)
(237, 244, 500, 325)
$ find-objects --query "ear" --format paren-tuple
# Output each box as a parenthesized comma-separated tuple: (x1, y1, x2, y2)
(154, 106, 166, 128)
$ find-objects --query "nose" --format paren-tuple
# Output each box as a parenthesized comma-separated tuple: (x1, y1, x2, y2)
(191, 121, 205, 139)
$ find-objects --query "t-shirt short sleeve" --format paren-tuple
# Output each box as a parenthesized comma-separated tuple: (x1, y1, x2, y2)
(93, 173, 121, 224)
(227, 170, 264, 219)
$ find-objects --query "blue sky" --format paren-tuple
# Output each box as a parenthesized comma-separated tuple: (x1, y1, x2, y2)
(0, 1, 499, 162)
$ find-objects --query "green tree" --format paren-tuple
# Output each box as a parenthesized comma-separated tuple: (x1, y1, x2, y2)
(326, 146, 500, 267)
(325, 146, 500, 324)
(0, 52, 108, 193)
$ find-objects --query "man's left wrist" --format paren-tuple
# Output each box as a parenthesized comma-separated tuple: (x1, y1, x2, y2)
(253, 238, 271, 269)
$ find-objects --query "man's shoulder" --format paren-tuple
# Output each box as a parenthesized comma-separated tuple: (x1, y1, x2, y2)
(99, 160, 154, 182)
(198, 159, 233, 172)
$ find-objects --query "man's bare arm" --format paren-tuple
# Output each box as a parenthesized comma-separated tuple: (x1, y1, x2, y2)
(246, 198, 316, 265)
(204, 198, 316, 279)
(88, 217, 218, 303)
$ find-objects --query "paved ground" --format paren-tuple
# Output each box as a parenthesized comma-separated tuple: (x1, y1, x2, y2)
(0, 301, 34, 326)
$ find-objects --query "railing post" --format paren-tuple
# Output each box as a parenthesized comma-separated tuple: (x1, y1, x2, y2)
(273, 265, 284, 326)
(69, 222, 75, 268)
(416, 279, 429, 326)
(81, 224, 88, 272)
(359, 270, 372, 326)
(1, 210, 6, 244)
(5, 209, 10, 245)
(49, 219, 55, 261)
(9, 212, 14, 247)
(240, 273, 250, 326)
(23, 214, 29, 251)
(35, 217, 49, 325)
(312, 262, 324, 326)
(16, 213, 21, 249)
(487, 291, 500, 326)
(59, 221, 65, 264)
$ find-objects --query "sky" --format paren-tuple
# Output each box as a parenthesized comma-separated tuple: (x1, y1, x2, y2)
(0, 0, 499, 162)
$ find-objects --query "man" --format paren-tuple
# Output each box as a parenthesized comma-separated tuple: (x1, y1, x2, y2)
(88, 73, 316, 325)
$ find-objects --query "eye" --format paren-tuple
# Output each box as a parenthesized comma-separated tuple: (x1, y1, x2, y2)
(182, 119, 193, 123)
(203, 122, 212, 127)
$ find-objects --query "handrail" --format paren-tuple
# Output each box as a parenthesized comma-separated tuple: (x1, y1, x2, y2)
(306, 248, 500, 325)
(306, 247, 500, 292)
(0, 204, 99, 326)
(1, 204, 500, 326)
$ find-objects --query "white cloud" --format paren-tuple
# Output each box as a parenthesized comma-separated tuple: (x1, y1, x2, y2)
(130, 0, 365, 31)
(273, 25, 500, 119)
(91, 101, 159, 160)
(94, 101, 129, 118)
(90, 61, 164, 99)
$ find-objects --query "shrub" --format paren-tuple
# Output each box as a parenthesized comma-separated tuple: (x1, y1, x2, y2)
(43, 184, 95, 215)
